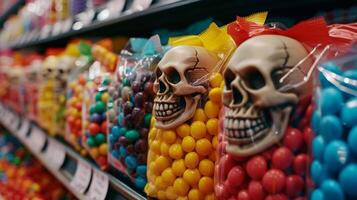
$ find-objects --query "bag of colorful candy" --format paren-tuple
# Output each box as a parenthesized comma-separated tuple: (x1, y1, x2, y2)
(83, 40, 118, 170)
(215, 17, 357, 200)
(310, 44, 357, 200)
(106, 36, 163, 190)
(145, 23, 236, 199)
(65, 41, 93, 154)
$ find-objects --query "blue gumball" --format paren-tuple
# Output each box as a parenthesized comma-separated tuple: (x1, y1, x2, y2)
(311, 189, 325, 200)
(320, 87, 344, 116)
(111, 126, 120, 137)
(111, 149, 120, 159)
(118, 127, 127, 137)
(321, 179, 345, 200)
(312, 111, 322, 133)
(119, 146, 127, 157)
(319, 62, 342, 88)
(348, 127, 357, 155)
(319, 115, 342, 142)
(136, 165, 147, 177)
(313, 135, 325, 161)
(135, 177, 147, 190)
(118, 113, 124, 126)
(342, 70, 357, 99)
(341, 98, 357, 127)
(311, 160, 323, 184)
(125, 155, 138, 170)
(339, 164, 357, 197)
(324, 140, 349, 172)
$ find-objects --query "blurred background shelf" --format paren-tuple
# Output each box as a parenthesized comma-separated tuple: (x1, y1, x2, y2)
(0, 104, 146, 200)
(0, 0, 25, 28)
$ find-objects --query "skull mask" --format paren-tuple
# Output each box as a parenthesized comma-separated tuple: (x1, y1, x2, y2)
(153, 45, 219, 129)
(223, 35, 313, 157)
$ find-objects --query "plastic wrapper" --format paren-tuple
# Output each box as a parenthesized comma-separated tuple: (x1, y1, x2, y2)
(145, 23, 235, 199)
(215, 17, 357, 200)
(7, 67, 24, 114)
(107, 36, 163, 190)
(24, 59, 42, 121)
(65, 42, 93, 154)
(310, 46, 357, 200)
(83, 42, 118, 170)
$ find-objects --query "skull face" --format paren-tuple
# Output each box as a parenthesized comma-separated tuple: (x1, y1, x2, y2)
(153, 45, 219, 129)
(223, 35, 313, 157)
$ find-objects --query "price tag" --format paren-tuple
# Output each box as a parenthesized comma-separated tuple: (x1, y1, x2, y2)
(70, 160, 92, 194)
(40, 24, 52, 39)
(28, 126, 46, 152)
(10, 115, 20, 132)
(86, 169, 109, 200)
(44, 138, 66, 169)
(130, 0, 152, 12)
(62, 18, 73, 33)
(18, 119, 30, 137)
(52, 21, 62, 36)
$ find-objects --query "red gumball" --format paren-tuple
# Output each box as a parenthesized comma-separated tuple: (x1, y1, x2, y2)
(101, 121, 107, 134)
(285, 175, 304, 198)
(303, 127, 314, 148)
(272, 147, 294, 170)
(67, 116, 75, 126)
(305, 105, 313, 120)
(237, 190, 250, 200)
(227, 166, 246, 187)
(293, 154, 310, 175)
(219, 154, 236, 178)
(248, 180, 265, 200)
(283, 128, 303, 151)
(228, 196, 237, 200)
(88, 123, 100, 135)
(75, 118, 81, 129)
(246, 156, 267, 180)
(265, 194, 288, 200)
(262, 169, 286, 194)
(75, 102, 82, 111)
(294, 197, 306, 200)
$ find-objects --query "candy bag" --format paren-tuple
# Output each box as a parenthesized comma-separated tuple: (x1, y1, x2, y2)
(310, 46, 357, 200)
(65, 41, 93, 154)
(216, 17, 357, 200)
(24, 58, 42, 121)
(107, 36, 163, 190)
(145, 23, 235, 199)
(83, 42, 118, 170)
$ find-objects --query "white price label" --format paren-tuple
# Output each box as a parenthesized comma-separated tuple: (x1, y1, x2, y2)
(86, 169, 109, 200)
(40, 25, 52, 39)
(10, 115, 20, 132)
(28, 126, 46, 152)
(130, 0, 152, 12)
(70, 160, 92, 194)
(44, 138, 66, 169)
(62, 18, 73, 33)
(52, 21, 62, 36)
(18, 119, 30, 137)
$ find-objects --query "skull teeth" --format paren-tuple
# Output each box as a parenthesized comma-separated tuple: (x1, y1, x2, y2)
(224, 116, 268, 139)
(154, 101, 182, 118)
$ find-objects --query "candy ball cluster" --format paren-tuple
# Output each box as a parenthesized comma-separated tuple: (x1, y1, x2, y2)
(216, 103, 313, 200)
(145, 73, 223, 200)
(311, 63, 357, 200)
(108, 66, 155, 190)
(65, 74, 86, 153)
(84, 76, 111, 170)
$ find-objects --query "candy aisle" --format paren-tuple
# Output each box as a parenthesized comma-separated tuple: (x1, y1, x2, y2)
(0, 0, 357, 200)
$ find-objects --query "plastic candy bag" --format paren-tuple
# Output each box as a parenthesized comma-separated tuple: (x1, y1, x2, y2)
(83, 42, 118, 170)
(216, 17, 357, 200)
(107, 36, 163, 190)
(310, 46, 357, 200)
(145, 23, 235, 199)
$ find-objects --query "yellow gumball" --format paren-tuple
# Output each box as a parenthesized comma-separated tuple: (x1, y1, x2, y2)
(166, 186, 178, 200)
(195, 138, 212, 156)
(162, 168, 176, 185)
(184, 152, 199, 169)
(210, 73, 223, 88)
(101, 92, 109, 103)
(155, 176, 168, 190)
(176, 124, 190, 138)
(157, 190, 166, 199)
(205, 193, 215, 200)
(212, 136, 218, 149)
(169, 144, 183, 159)
(188, 189, 203, 200)
(151, 140, 161, 154)
(208, 87, 222, 104)
(208, 151, 216, 162)
(183, 169, 201, 186)
(155, 156, 172, 174)
(198, 177, 214, 194)
(220, 80, 224, 89)
(193, 108, 207, 122)
(173, 178, 190, 196)
(162, 130, 177, 144)
(204, 101, 220, 119)
(172, 159, 186, 177)
(206, 118, 218, 136)
(90, 148, 99, 158)
(198, 159, 214, 176)
(177, 197, 189, 200)
(182, 136, 196, 152)
(160, 142, 170, 156)
(190, 121, 206, 139)
(99, 143, 107, 155)
(148, 128, 157, 140)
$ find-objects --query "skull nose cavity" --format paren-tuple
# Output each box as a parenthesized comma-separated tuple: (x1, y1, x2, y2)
(232, 86, 243, 105)
(159, 80, 166, 93)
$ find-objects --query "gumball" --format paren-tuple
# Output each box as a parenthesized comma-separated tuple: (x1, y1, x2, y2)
(195, 138, 212, 156)
(87, 137, 96, 147)
(185, 152, 199, 169)
(293, 154, 309, 175)
(208, 87, 222, 104)
(210, 73, 223, 88)
(311, 111, 321, 133)
(134, 92, 145, 107)
(348, 127, 357, 155)
(144, 81, 153, 94)
(173, 178, 190, 196)
(339, 164, 357, 197)
(193, 109, 208, 122)
(169, 144, 183, 159)
(206, 118, 218, 136)
(182, 136, 196, 152)
(125, 130, 140, 142)
(321, 179, 344, 200)
(272, 147, 294, 170)
(144, 113, 152, 128)
(172, 159, 186, 176)
(125, 156, 138, 170)
(188, 188, 202, 200)
(123, 101, 133, 115)
(177, 124, 190, 138)
(319, 62, 342, 88)
(183, 169, 201, 186)
(198, 176, 214, 194)
(126, 145, 135, 154)
(198, 159, 214, 177)
(131, 81, 141, 93)
(100, 121, 107, 134)
(135, 177, 147, 190)
(341, 98, 357, 127)
(303, 127, 314, 148)
(162, 130, 177, 144)
(283, 127, 303, 151)
(262, 169, 286, 194)
(227, 166, 245, 187)
(320, 87, 343, 115)
(95, 92, 102, 102)
(311, 189, 324, 200)
(219, 154, 236, 178)
(248, 180, 265, 200)
(265, 194, 288, 200)
(94, 133, 106, 144)
(319, 115, 342, 142)
(134, 139, 147, 153)
(204, 101, 219, 119)
(88, 123, 100, 135)
(285, 175, 304, 198)
(246, 155, 267, 180)
(99, 144, 107, 155)
(161, 168, 175, 185)
(323, 140, 349, 172)
(191, 121, 207, 139)
(237, 190, 250, 200)
(312, 135, 325, 161)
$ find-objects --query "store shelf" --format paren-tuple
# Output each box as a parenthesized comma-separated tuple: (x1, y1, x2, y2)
(6, 0, 356, 50)
(0, 0, 25, 28)
(0, 104, 145, 200)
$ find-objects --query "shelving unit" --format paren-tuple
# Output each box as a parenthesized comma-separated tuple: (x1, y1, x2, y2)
(0, 0, 25, 28)
(0, 104, 145, 200)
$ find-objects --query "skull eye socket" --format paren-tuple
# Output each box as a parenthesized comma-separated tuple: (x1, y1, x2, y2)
(155, 67, 162, 78)
(166, 67, 181, 84)
(241, 67, 265, 90)
(224, 68, 235, 90)
(271, 67, 291, 89)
